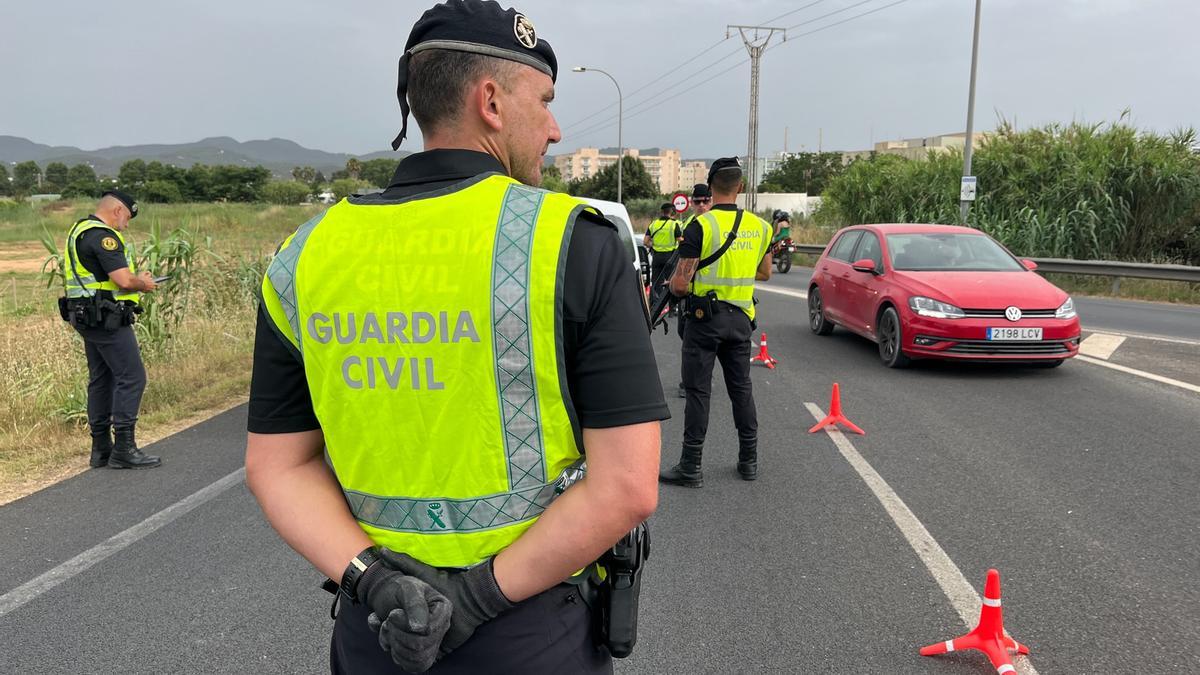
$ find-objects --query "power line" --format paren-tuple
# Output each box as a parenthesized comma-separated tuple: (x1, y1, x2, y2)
(760, 0, 830, 26)
(776, 0, 911, 46)
(783, 0, 879, 31)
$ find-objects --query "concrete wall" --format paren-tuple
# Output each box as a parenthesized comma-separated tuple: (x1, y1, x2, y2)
(735, 193, 823, 218)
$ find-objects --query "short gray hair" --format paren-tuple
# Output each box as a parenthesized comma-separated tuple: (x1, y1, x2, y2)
(408, 49, 520, 133)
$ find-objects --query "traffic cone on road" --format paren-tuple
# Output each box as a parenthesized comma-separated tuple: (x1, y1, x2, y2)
(920, 569, 1030, 674)
(750, 333, 778, 369)
(808, 382, 865, 435)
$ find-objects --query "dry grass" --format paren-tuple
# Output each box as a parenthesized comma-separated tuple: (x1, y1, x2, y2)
(0, 199, 319, 502)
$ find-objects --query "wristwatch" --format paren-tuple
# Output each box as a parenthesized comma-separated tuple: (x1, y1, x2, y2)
(339, 546, 381, 602)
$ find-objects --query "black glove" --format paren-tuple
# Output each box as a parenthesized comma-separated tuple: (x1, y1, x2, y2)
(357, 561, 452, 673)
(377, 550, 514, 656)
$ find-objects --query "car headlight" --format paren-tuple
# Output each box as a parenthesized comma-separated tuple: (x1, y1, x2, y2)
(1055, 297, 1076, 319)
(908, 296, 965, 319)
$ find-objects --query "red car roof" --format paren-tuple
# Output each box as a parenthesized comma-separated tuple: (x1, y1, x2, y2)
(844, 223, 985, 235)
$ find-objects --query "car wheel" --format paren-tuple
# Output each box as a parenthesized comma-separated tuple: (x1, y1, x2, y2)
(877, 307, 911, 368)
(776, 251, 792, 274)
(809, 288, 834, 335)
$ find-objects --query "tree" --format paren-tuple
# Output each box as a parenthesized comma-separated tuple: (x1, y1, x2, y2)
(360, 158, 399, 188)
(62, 164, 101, 199)
(314, 170, 328, 186)
(345, 157, 362, 180)
(292, 166, 316, 184)
(208, 165, 271, 202)
(0, 164, 9, 196)
(43, 162, 69, 193)
(758, 152, 846, 195)
(540, 164, 568, 193)
(141, 179, 184, 203)
(263, 181, 312, 205)
(330, 178, 371, 201)
(13, 161, 41, 194)
(568, 156, 657, 202)
(118, 159, 147, 190)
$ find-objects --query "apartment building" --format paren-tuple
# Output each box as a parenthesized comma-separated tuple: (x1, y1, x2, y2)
(554, 147, 684, 194)
(841, 132, 989, 163)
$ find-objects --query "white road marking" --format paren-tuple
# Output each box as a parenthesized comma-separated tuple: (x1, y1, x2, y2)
(757, 285, 808, 300)
(1078, 333, 1126, 360)
(1083, 329, 1200, 347)
(0, 468, 245, 617)
(803, 402, 1039, 675)
(1076, 356, 1200, 394)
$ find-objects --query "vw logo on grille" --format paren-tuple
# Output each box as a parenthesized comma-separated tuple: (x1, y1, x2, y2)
(1005, 306, 1023, 322)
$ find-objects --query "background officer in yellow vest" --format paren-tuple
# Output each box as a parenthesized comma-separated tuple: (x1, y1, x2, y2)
(643, 202, 681, 314)
(670, 182, 714, 398)
(60, 190, 161, 469)
(245, 1, 666, 672)
(660, 157, 772, 487)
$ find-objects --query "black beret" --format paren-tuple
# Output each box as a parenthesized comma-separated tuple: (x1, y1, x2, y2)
(102, 189, 138, 219)
(691, 183, 712, 199)
(659, 202, 672, 211)
(391, 0, 558, 150)
(707, 156, 743, 185)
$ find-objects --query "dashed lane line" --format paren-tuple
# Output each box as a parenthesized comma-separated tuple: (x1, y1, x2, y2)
(1081, 329, 1200, 347)
(757, 285, 808, 300)
(803, 402, 1040, 675)
(1075, 355, 1200, 395)
(1078, 333, 1126, 360)
(0, 468, 245, 618)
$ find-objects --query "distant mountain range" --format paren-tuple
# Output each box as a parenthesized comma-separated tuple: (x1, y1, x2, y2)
(0, 135, 406, 178)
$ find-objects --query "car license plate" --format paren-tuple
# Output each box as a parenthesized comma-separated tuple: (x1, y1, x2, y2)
(987, 327, 1043, 341)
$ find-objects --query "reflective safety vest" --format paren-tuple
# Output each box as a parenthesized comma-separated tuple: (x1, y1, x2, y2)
(260, 174, 594, 568)
(62, 218, 140, 304)
(647, 218, 679, 252)
(690, 208, 772, 321)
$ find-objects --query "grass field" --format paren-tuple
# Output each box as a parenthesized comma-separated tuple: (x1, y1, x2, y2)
(0, 199, 322, 504)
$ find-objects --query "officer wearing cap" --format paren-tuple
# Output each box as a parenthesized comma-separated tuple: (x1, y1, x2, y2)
(245, 1, 665, 672)
(643, 202, 681, 312)
(60, 190, 161, 469)
(660, 157, 772, 487)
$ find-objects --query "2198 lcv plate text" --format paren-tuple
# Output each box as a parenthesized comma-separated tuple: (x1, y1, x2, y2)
(987, 327, 1043, 341)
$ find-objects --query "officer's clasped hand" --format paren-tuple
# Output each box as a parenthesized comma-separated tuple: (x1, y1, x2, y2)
(377, 548, 515, 657)
(357, 560, 452, 673)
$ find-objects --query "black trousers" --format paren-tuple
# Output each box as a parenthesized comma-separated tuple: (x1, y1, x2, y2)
(330, 583, 612, 675)
(680, 302, 758, 451)
(75, 324, 147, 429)
(648, 253, 674, 311)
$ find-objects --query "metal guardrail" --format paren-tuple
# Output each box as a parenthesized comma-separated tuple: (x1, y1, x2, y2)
(789, 244, 1200, 284)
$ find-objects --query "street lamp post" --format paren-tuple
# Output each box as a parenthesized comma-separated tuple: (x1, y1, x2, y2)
(960, 0, 982, 225)
(572, 66, 623, 203)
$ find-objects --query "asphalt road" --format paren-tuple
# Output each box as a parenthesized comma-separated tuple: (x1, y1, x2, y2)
(1, 283, 1198, 673)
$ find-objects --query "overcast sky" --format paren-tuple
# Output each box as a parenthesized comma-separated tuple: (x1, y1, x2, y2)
(3, 0, 1196, 159)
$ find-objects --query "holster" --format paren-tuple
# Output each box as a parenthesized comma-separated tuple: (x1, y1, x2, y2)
(687, 291, 720, 323)
(63, 296, 102, 329)
(599, 521, 650, 658)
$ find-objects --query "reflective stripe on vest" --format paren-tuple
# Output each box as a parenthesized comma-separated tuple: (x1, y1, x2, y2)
(61, 219, 139, 304)
(690, 209, 771, 321)
(648, 218, 677, 252)
(261, 174, 590, 568)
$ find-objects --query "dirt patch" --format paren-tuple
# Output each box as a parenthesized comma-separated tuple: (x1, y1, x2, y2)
(0, 243, 49, 274)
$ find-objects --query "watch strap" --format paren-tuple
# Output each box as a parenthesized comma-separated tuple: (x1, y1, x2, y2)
(339, 546, 381, 602)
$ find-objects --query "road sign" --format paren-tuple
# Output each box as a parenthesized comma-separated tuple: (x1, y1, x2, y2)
(960, 176, 977, 202)
(672, 193, 689, 213)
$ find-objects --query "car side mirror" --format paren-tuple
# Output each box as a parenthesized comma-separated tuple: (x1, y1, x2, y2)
(851, 258, 878, 274)
(1021, 259, 1038, 271)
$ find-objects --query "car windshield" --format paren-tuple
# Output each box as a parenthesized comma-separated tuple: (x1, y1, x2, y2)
(886, 232, 1024, 271)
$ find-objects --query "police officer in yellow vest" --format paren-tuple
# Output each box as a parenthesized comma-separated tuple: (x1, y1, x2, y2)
(643, 202, 681, 317)
(660, 157, 772, 487)
(245, 2, 666, 672)
(60, 190, 161, 469)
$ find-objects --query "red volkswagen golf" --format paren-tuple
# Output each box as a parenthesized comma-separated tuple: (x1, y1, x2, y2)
(807, 224, 1081, 368)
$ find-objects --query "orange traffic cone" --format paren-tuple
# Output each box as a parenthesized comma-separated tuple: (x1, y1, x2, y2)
(750, 333, 778, 369)
(808, 382, 865, 435)
(920, 569, 1030, 674)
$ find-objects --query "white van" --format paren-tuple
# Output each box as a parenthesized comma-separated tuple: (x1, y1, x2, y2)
(577, 197, 650, 286)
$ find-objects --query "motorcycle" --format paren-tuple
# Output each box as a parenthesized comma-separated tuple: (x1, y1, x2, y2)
(772, 237, 796, 274)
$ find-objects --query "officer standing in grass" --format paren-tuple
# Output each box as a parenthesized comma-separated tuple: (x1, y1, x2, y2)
(244, 1, 666, 672)
(643, 202, 681, 310)
(60, 190, 161, 469)
(660, 158, 772, 487)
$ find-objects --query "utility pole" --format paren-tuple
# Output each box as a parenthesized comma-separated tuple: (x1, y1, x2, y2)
(728, 24, 785, 213)
(960, 0, 982, 225)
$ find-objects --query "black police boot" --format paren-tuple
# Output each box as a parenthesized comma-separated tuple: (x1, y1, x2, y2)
(109, 425, 162, 469)
(89, 426, 112, 468)
(659, 444, 703, 488)
(737, 443, 758, 481)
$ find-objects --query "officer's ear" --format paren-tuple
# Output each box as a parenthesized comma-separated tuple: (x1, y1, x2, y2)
(477, 77, 505, 133)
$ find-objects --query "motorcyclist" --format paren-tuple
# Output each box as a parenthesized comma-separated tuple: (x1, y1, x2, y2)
(771, 209, 791, 246)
